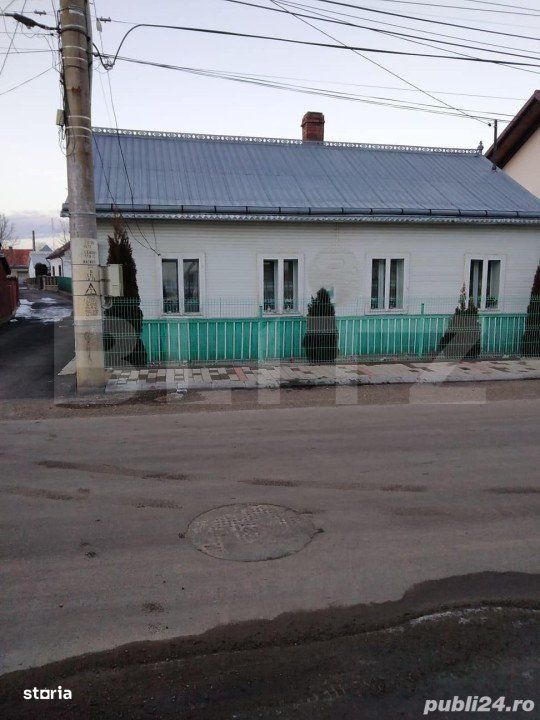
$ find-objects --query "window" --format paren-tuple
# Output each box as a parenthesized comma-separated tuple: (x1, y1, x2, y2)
(261, 257, 300, 313)
(371, 259, 385, 310)
(469, 259, 483, 308)
(486, 260, 500, 309)
(283, 259, 298, 312)
(467, 258, 501, 310)
(370, 257, 406, 310)
(162, 256, 204, 314)
(389, 259, 404, 309)
(263, 259, 277, 312)
(162, 259, 179, 313)
(183, 259, 200, 313)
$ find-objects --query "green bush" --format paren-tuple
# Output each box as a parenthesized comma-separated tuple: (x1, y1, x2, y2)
(522, 265, 540, 357)
(34, 263, 48, 277)
(103, 218, 148, 367)
(438, 284, 481, 360)
(303, 288, 339, 363)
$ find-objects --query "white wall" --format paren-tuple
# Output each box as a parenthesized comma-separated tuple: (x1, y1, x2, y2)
(49, 258, 62, 277)
(503, 129, 540, 199)
(48, 253, 72, 278)
(28, 251, 50, 278)
(96, 220, 540, 317)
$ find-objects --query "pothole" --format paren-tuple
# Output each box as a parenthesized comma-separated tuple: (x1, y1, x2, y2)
(186, 503, 318, 561)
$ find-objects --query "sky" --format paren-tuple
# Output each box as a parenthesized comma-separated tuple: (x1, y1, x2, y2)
(1, 0, 539, 247)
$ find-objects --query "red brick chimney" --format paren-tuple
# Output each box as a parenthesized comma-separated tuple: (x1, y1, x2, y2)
(301, 111, 325, 142)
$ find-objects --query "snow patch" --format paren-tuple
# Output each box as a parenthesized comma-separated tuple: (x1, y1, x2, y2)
(16, 299, 72, 324)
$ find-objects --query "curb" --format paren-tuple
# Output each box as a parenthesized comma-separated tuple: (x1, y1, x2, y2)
(104, 370, 540, 394)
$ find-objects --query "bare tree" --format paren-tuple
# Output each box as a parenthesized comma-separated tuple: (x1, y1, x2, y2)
(0, 214, 15, 248)
(50, 217, 69, 248)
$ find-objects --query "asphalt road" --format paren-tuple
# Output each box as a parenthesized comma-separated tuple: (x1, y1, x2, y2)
(1, 598, 538, 720)
(0, 316, 539, 717)
(0, 287, 73, 400)
(1, 396, 539, 676)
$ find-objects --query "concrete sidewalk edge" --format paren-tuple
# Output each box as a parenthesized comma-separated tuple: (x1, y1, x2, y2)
(104, 359, 540, 394)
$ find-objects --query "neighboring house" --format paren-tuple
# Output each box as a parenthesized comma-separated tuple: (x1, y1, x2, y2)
(2, 248, 31, 284)
(66, 112, 540, 363)
(46, 242, 71, 278)
(0, 252, 19, 322)
(28, 244, 52, 278)
(486, 90, 540, 198)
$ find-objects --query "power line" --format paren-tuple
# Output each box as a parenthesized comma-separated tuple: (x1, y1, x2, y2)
(278, 0, 540, 58)
(307, 0, 540, 40)
(88, 0, 158, 255)
(149, 66, 525, 101)
(268, 0, 487, 125)
(465, 0, 540, 11)
(277, 0, 540, 77)
(28, 6, 540, 60)
(0, 0, 27, 78)
(107, 54, 514, 122)
(0, 63, 52, 95)
(93, 24, 540, 71)
(346, 0, 540, 16)
(222, 0, 540, 62)
(0, 47, 53, 53)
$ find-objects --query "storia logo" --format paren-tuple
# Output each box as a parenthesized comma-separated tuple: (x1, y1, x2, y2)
(23, 686, 72, 700)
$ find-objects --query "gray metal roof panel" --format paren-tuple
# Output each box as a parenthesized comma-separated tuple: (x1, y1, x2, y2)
(91, 128, 540, 218)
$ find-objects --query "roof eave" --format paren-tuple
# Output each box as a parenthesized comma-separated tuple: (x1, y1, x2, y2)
(94, 210, 540, 226)
(486, 90, 540, 167)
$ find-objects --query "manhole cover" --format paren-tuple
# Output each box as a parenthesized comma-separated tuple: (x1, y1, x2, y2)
(186, 503, 318, 561)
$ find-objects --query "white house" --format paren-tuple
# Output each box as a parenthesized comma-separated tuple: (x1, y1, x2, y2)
(46, 241, 71, 278)
(71, 112, 540, 363)
(28, 244, 52, 278)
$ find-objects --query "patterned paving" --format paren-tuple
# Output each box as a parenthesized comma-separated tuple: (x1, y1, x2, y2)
(105, 359, 540, 393)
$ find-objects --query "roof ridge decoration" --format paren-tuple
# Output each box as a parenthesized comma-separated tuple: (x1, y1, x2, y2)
(92, 127, 479, 155)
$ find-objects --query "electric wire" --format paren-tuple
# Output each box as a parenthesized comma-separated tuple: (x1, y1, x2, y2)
(106, 53, 514, 121)
(306, 0, 540, 40)
(0, 0, 26, 77)
(343, 0, 540, 16)
(89, 1, 159, 255)
(268, 0, 488, 124)
(92, 24, 540, 72)
(275, 0, 540, 76)
(224, 0, 540, 62)
(0, 63, 52, 95)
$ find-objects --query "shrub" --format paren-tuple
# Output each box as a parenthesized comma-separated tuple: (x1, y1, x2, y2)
(303, 287, 339, 363)
(438, 284, 481, 360)
(34, 263, 48, 277)
(522, 265, 540, 357)
(103, 218, 148, 367)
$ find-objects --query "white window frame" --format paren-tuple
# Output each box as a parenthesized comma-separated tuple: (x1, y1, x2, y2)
(257, 254, 304, 315)
(464, 254, 505, 311)
(365, 253, 410, 313)
(158, 252, 206, 316)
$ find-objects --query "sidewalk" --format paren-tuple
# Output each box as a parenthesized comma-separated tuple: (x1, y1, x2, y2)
(105, 358, 540, 393)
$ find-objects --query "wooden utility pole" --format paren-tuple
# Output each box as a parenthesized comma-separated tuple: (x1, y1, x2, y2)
(59, 0, 105, 390)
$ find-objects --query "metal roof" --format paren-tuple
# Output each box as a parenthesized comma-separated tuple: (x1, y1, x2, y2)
(46, 241, 70, 260)
(90, 127, 540, 222)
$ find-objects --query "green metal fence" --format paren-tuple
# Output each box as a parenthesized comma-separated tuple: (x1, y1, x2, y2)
(103, 296, 539, 367)
(57, 276, 72, 293)
(136, 313, 528, 364)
